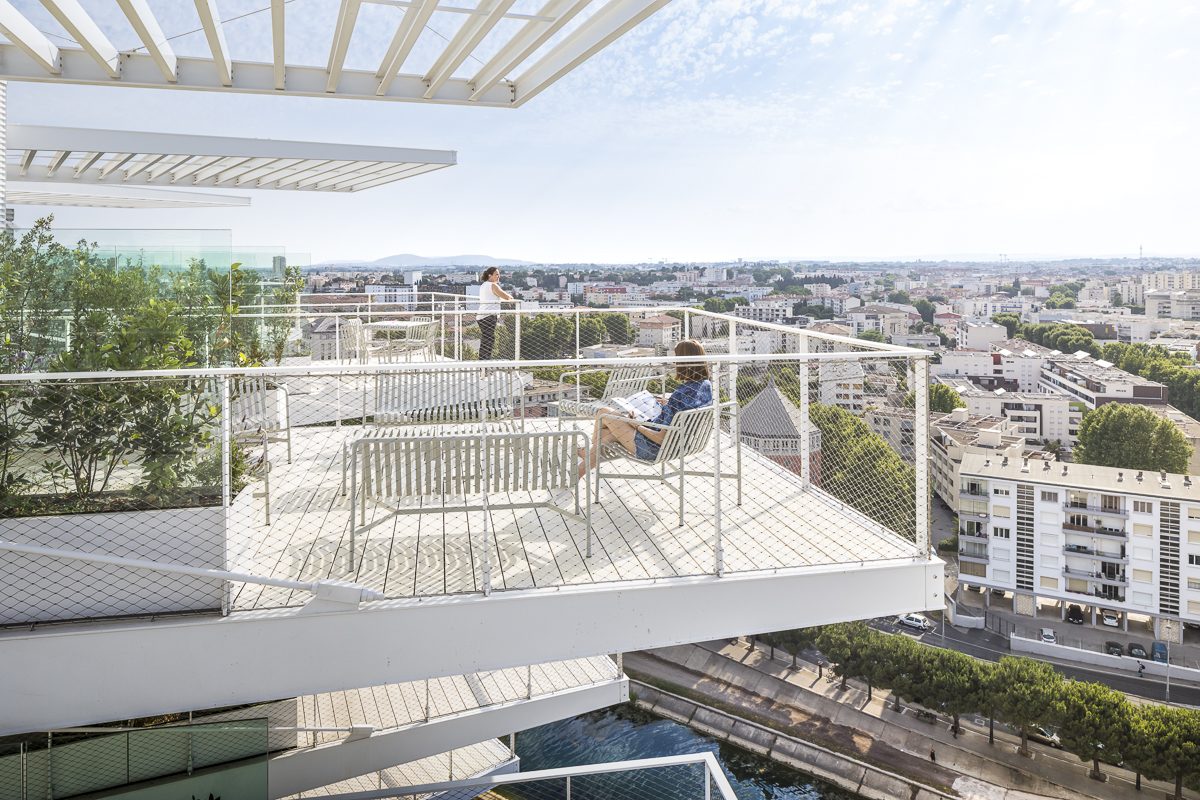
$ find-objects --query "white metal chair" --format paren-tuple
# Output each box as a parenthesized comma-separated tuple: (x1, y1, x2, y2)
(347, 431, 594, 565)
(230, 376, 292, 464)
(594, 401, 742, 526)
(556, 366, 656, 424)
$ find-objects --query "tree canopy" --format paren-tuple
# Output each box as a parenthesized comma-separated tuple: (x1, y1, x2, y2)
(887, 290, 911, 305)
(856, 329, 886, 343)
(1074, 402, 1192, 473)
(913, 298, 934, 324)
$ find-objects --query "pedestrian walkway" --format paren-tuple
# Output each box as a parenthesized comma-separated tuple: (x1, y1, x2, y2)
(627, 639, 1199, 800)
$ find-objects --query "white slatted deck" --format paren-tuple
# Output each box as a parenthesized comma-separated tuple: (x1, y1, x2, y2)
(226, 419, 921, 612)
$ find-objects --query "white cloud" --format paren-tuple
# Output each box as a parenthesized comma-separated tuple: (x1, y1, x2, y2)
(991, 34, 1010, 43)
(877, 13, 898, 27)
(1072, 0, 1094, 11)
(811, 32, 834, 44)
(1165, 48, 1191, 59)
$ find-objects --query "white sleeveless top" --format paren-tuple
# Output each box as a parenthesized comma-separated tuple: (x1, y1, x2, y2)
(477, 280, 502, 315)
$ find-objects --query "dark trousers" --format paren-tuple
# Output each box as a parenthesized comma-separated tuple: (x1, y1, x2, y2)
(478, 315, 498, 360)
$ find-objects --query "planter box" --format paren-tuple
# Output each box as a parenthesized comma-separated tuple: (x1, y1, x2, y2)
(0, 506, 225, 626)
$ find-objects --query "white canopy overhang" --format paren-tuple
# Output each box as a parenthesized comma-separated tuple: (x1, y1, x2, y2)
(6, 124, 456, 193)
(4, 181, 251, 208)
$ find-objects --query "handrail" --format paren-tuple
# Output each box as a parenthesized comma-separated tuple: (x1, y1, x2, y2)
(315, 752, 737, 800)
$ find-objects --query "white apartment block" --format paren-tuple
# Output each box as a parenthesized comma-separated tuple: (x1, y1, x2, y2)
(955, 297, 1028, 318)
(939, 378, 1077, 443)
(934, 346, 1045, 393)
(958, 452, 1200, 642)
(1142, 272, 1200, 291)
(806, 294, 862, 315)
(929, 409, 1024, 515)
(845, 304, 912, 338)
(365, 283, 416, 305)
(733, 304, 791, 325)
(866, 407, 917, 463)
(1119, 278, 1145, 307)
(956, 319, 1008, 351)
(818, 361, 865, 415)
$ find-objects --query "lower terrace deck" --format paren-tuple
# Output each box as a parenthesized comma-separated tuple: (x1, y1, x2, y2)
(225, 418, 921, 612)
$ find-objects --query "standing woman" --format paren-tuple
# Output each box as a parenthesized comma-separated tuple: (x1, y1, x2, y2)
(476, 267, 513, 360)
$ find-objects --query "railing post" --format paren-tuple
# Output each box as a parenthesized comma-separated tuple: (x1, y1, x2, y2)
(704, 760, 711, 800)
(509, 732, 515, 758)
(514, 308, 521, 361)
(481, 400, 492, 597)
(713, 367, 724, 577)
(914, 356, 930, 555)
(220, 376, 231, 509)
(684, 308, 691, 340)
(566, 775, 571, 800)
(527, 664, 533, 699)
(575, 310, 580, 361)
(799, 355, 811, 489)
(425, 679, 431, 722)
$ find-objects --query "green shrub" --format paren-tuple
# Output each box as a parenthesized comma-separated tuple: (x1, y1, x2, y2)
(938, 536, 959, 552)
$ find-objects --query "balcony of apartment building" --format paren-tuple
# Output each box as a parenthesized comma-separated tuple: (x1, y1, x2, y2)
(959, 540, 989, 563)
(1062, 565, 1128, 587)
(1062, 513, 1128, 541)
(1063, 543, 1128, 563)
(1064, 493, 1128, 518)
(958, 480, 989, 500)
(960, 519, 989, 540)
(0, 303, 940, 734)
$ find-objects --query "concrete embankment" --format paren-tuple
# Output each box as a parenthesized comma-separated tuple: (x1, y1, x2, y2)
(632, 680, 953, 800)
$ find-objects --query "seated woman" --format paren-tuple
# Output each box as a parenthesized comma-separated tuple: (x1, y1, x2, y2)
(578, 339, 712, 477)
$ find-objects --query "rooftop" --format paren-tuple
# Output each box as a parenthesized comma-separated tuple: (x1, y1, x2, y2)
(960, 452, 1199, 499)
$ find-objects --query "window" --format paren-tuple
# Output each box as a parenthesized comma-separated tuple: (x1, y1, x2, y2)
(994, 487, 1011, 496)
(1041, 555, 1059, 569)
(1041, 491, 1059, 502)
(1134, 524, 1153, 537)
(1040, 576, 1059, 590)
(1191, 601, 1200, 615)
(993, 505, 1011, 518)
(1132, 569, 1153, 583)
(1042, 533, 1059, 545)
(1134, 500, 1152, 514)
(1190, 580, 1200, 591)
(1191, 554, 1200, 566)
(993, 569, 1011, 582)
(1135, 547, 1153, 560)
(1133, 591, 1153, 606)
(993, 527, 1011, 539)
(1042, 512, 1061, 525)
(960, 561, 986, 577)
(993, 547, 1010, 561)
(1190, 508, 1200, 520)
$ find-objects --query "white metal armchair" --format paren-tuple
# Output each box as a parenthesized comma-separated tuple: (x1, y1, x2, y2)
(594, 401, 741, 526)
(556, 366, 656, 425)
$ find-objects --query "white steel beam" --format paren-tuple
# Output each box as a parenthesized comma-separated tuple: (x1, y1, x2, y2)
(192, 155, 252, 183)
(376, 0, 439, 96)
(194, 0, 233, 87)
(122, 152, 167, 181)
(271, 0, 285, 89)
(115, 0, 178, 83)
(0, 1, 59, 74)
(233, 157, 303, 185)
(17, 149, 34, 176)
(250, 158, 323, 186)
(290, 160, 358, 188)
(71, 151, 101, 178)
(422, 0, 517, 99)
(146, 153, 191, 181)
(326, 0, 363, 93)
(0, 47, 515, 105)
(467, 0, 589, 101)
(269, 678, 626, 799)
(96, 152, 135, 178)
(214, 156, 276, 184)
(0, 558, 942, 734)
(40, 0, 120, 78)
(170, 155, 221, 183)
(6, 181, 251, 208)
(512, 0, 669, 106)
(43, 150, 69, 178)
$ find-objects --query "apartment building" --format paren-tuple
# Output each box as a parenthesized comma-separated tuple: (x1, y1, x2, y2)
(635, 314, 683, 346)
(957, 453, 1200, 643)
(928, 409, 1025, 514)
(1142, 272, 1200, 291)
(845, 304, 912, 338)
(733, 302, 792, 325)
(1040, 353, 1169, 409)
(1119, 278, 1146, 307)
(1145, 289, 1200, 320)
(818, 361, 865, 414)
(804, 294, 862, 315)
(956, 319, 1008, 351)
(938, 378, 1076, 444)
(934, 344, 1047, 393)
(866, 407, 917, 463)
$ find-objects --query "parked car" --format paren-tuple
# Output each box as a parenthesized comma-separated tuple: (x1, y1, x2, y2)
(1152, 642, 1168, 663)
(898, 613, 932, 632)
(1128, 642, 1148, 659)
(1028, 727, 1062, 748)
(1066, 604, 1084, 625)
(1040, 628, 1057, 644)
(990, 589, 1006, 598)
(1105, 641, 1124, 656)
(1102, 610, 1120, 627)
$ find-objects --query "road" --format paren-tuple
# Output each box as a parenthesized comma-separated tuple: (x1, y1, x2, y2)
(866, 616, 1200, 706)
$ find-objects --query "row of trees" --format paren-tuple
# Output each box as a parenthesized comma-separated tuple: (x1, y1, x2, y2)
(989, 315, 1101, 357)
(1075, 402, 1192, 473)
(764, 623, 1200, 796)
(1098, 342, 1200, 421)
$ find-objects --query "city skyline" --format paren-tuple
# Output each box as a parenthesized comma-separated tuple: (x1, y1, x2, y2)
(4, 0, 1195, 263)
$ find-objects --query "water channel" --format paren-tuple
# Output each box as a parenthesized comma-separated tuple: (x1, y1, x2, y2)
(507, 705, 862, 800)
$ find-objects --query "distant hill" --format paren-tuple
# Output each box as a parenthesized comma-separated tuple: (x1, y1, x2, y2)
(313, 254, 536, 269)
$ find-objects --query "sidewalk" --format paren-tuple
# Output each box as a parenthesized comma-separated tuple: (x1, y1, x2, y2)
(627, 638, 1199, 800)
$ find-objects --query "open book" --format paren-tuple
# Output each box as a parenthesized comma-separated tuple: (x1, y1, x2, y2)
(609, 391, 661, 422)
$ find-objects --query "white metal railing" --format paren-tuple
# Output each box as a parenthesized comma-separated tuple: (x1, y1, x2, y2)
(317, 752, 737, 800)
(0, 312, 931, 627)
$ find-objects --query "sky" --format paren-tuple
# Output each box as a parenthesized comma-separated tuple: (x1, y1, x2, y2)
(5, 0, 1199, 264)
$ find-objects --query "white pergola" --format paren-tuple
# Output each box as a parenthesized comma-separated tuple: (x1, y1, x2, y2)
(7, 124, 457, 193)
(5, 181, 251, 207)
(0, 0, 670, 107)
